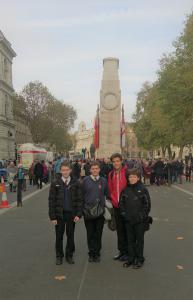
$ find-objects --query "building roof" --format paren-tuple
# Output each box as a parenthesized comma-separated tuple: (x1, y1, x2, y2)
(0, 30, 16, 57)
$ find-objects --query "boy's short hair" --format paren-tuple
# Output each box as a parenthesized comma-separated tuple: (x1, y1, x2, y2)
(127, 168, 141, 178)
(60, 162, 71, 169)
(90, 161, 100, 168)
(110, 153, 123, 161)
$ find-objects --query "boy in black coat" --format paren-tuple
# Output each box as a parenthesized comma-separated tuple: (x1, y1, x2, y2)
(119, 168, 151, 269)
(48, 162, 83, 265)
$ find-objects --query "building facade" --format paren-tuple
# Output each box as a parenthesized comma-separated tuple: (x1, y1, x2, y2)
(74, 122, 94, 157)
(0, 31, 16, 159)
(123, 123, 148, 158)
(13, 95, 33, 146)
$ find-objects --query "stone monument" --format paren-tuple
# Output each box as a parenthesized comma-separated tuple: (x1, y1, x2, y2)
(97, 57, 121, 158)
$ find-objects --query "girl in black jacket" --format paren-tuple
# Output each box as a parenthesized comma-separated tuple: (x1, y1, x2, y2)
(119, 168, 151, 269)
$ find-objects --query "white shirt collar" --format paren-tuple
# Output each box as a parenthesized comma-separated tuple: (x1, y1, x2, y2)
(62, 176, 71, 185)
(90, 175, 100, 181)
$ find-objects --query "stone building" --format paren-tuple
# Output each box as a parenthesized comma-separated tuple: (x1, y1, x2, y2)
(14, 117, 33, 146)
(123, 122, 148, 158)
(0, 31, 16, 159)
(13, 95, 33, 146)
(75, 122, 94, 157)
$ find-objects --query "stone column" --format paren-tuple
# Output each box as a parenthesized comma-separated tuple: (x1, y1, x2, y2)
(97, 58, 121, 158)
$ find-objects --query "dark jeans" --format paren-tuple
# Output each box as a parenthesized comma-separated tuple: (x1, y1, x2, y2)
(84, 216, 104, 257)
(35, 176, 42, 189)
(17, 179, 23, 206)
(125, 221, 146, 263)
(55, 212, 75, 258)
(114, 208, 128, 255)
(155, 174, 163, 186)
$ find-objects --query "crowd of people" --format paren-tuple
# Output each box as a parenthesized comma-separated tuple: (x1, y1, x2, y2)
(0, 159, 53, 206)
(51, 156, 193, 186)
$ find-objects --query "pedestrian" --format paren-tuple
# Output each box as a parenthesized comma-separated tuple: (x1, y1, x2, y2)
(54, 157, 63, 178)
(119, 168, 151, 269)
(42, 160, 48, 183)
(48, 162, 83, 265)
(108, 153, 128, 262)
(7, 161, 17, 192)
(72, 160, 81, 179)
(142, 160, 151, 186)
(185, 160, 192, 182)
(153, 158, 164, 186)
(82, 161, 108, 263)
(34, 160, 44, 189)
(29, 163, 35, 186)
(177, 159, 184, 184)
(100, 158, 111, 179)
(16, 164, 25, 207)
(84, 160, 91, 176)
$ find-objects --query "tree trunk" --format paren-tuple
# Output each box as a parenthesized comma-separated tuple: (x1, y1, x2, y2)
(167, 145, 172, 160)
(178, 145, 184, 160)
(162, 146, 166, 158)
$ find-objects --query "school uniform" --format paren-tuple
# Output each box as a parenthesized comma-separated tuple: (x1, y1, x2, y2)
(119, 181, 151, 265)
(48, 175, 83, 260)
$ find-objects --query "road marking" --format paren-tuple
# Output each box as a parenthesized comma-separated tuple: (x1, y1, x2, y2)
(0, 184, 50, 216)
(172, 185, 193, 197)
(153, 217, 169, 222)
(77, 258, 88, 300)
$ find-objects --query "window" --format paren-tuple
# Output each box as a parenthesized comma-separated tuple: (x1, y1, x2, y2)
(3, 58, 9, 81)
(5, 94, 9, 119)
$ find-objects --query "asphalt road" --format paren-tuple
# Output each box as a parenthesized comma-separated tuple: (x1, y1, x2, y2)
(0, 183, 192, 300)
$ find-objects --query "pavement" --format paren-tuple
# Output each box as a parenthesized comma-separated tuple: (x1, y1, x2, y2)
(0, 183, 192, 300)
(5, 182, 39, 205)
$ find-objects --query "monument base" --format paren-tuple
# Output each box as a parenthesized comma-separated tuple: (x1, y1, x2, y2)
(96, 146, 121, 159)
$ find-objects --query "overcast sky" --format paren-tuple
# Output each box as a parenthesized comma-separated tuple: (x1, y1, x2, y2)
(0, 0, 192, 130)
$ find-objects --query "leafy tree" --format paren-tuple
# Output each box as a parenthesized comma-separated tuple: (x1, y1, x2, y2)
(20, 81, 77, 152)
(133, 12, 193, 158)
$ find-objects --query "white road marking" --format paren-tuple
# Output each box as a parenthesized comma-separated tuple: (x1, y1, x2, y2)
(153, 217, 170, 222)
(77, 258, 89, 300)
(0, 184, 50, 216)
(172, 185, 193, 197)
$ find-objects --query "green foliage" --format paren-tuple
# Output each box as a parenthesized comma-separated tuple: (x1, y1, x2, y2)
(133, 12, 193, 156)
(20, 81, 77, 151)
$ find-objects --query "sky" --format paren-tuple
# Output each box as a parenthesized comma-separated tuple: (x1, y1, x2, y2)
(0, 0, 193, 131)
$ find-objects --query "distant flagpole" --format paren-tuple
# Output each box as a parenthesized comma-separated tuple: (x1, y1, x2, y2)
(94, 105, 100, 149)
(121, 104, 126, 148)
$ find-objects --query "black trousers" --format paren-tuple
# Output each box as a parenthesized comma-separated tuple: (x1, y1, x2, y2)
(114, 208, 128, 255)
(17, 179, 23, 206)
(125, 221, 146, 263)
(35, 176, 42, 189)
(84, 216, 104, 257)
(55, 212, 75, 258)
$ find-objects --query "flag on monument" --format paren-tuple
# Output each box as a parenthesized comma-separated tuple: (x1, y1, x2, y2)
(121, 104, 126, 148)
(94, 105, 100, 149)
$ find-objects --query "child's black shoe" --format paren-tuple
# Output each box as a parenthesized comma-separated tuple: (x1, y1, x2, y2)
(123, 261, 133, 268)
(133, 260, 144, 269)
